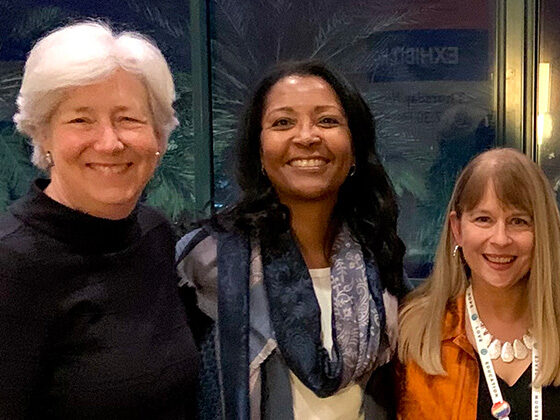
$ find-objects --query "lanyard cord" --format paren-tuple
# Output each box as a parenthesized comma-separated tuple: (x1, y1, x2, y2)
(465, 286, 541, 420)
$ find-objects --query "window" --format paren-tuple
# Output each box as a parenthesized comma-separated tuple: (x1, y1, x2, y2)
(0, 0, 194, 233)
(210, 0, 497, 277)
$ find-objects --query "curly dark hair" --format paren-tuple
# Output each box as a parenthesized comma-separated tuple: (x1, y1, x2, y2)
(214, 60, 406, 297)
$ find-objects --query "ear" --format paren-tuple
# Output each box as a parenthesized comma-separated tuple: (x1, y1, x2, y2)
(153, 127, 165, 149)
(259, 144, 265, 168)
(449, 211, 463, 246)
(36, 123, 48, 144)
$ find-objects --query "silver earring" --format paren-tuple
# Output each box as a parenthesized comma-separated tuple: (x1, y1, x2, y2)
(452, 244, 460, 258)
(45, 151, 54, 168)
(348, 164, 356, 177)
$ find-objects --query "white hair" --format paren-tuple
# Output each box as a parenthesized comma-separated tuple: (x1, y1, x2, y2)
(14, 20, 179, 169)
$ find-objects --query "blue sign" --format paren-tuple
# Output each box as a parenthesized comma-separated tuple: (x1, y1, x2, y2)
(368, 29, 489, 82)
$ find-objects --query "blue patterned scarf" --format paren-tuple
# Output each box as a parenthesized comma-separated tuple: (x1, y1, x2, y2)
(261, 224, 386, 396)
(211, 224, 389, 419)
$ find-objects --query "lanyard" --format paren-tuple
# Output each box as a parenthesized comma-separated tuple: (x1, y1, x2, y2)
(465, 286, 542, 420)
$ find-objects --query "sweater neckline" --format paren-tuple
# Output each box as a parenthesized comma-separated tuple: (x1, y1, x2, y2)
(9, 179, 141, 254)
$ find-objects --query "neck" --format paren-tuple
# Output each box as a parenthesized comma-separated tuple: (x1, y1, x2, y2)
(285, 197, 337, 269)
(45, 182, 134, 220)
(471, 278, 531, 341)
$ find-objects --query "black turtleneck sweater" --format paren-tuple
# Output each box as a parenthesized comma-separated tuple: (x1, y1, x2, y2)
(0, 180, 198, 419)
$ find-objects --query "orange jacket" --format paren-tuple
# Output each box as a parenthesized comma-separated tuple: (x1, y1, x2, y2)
(397, 295, 480, 420)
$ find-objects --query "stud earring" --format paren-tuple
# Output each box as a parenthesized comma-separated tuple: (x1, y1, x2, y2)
(155, 151, 161, 157)
(45, 151, 54, 168)
(452, 244, 460, 258)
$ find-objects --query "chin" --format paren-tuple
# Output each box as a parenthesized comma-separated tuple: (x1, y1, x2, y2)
(284, 185, 340, 201)
(89, 189, 140, 208)
(484, 275, 529, 290)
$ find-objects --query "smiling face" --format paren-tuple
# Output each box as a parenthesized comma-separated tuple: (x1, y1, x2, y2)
(41, 69, 160, 219)
(450, 183, 535, 290)
(260, 75, 354, 206)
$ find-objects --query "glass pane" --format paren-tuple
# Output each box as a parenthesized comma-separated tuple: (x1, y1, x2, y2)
(0, 0, 192, 231)
(537, 0, 560, 205)
(210, 0, 497, 278)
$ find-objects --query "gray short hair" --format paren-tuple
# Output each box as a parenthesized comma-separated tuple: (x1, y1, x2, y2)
(13, 21, 179, 169)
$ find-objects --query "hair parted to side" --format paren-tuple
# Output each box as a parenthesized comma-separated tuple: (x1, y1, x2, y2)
(214, 59, 407, 298)
(14, 20, 178, 169)
(398, 147, 560, 387)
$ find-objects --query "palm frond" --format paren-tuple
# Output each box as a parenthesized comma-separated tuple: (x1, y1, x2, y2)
(0, 126, 38, 211)
(10, 6, 64, 39)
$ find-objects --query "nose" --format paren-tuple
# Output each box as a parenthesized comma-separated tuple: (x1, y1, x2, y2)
(296, 135, 321, 147)
(93, 121, 125, 154)
(293, 122, 321, 147)
(490, 221, 513, 246)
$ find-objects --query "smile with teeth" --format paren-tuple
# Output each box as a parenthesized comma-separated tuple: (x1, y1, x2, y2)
(484, 254, 516, 264)
(288, 158, 328, 168)
(87, 163, 132, 174)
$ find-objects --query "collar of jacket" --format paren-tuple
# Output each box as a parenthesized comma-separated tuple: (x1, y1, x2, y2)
(442, 294, 477, 358)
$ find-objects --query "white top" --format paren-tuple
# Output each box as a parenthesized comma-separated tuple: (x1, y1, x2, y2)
(308, 267, 334, 357)
(290, 267, 364, 420)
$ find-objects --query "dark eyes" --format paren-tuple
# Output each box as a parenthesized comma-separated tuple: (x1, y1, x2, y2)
(68, 117, 89, 124)
(120, 116, 142, 123)
(318, 116, 340, 126)
(271, 118, 293, 128)
(269, 116, 341, 128)
(473, 216, 532, 226)
(68, 116, 144, 125)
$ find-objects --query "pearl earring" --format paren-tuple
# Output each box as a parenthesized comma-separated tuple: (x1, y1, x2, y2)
(45, 151, 54, 168)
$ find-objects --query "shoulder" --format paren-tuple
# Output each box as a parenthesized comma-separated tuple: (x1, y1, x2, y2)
(0, 210, 41, 267)
(176, 227, 218, 285)
(0, 211, 53, 314)
(176, 227, 218, 320)
(136, 204, 172, 235)
(135, 204, 177, 254)
(176, 226, 214, 262)
(0, 210, 23, 242)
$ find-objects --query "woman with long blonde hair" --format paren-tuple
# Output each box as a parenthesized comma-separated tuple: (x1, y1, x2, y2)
(398, 148, 560, 419)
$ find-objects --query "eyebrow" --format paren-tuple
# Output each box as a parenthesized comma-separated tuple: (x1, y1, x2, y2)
(315, 105, 343, 113)
(64, 105, 139, 114)
(468, 208, 531, 217)
(113, 105, 136, 112)
(264, 104, 344, 114)
(510, 211, 532, 218)
(64, 106, 92, 113)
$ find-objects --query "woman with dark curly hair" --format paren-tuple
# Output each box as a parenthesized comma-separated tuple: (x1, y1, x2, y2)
(177, 60, 408, 419)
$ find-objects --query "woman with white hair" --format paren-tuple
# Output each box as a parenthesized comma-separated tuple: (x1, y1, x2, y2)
(397, 148, 560, 419)
(0, 21, 198, 418)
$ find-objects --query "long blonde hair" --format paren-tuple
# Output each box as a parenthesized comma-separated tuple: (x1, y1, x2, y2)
(398, 148, 560, 386)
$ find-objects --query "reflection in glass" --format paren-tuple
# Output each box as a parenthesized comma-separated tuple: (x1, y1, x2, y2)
(537, 0, 560, 205)
(537, 62, 552, 145)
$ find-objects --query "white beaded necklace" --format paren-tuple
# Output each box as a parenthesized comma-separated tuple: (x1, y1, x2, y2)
(476, 318, 535, 363)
